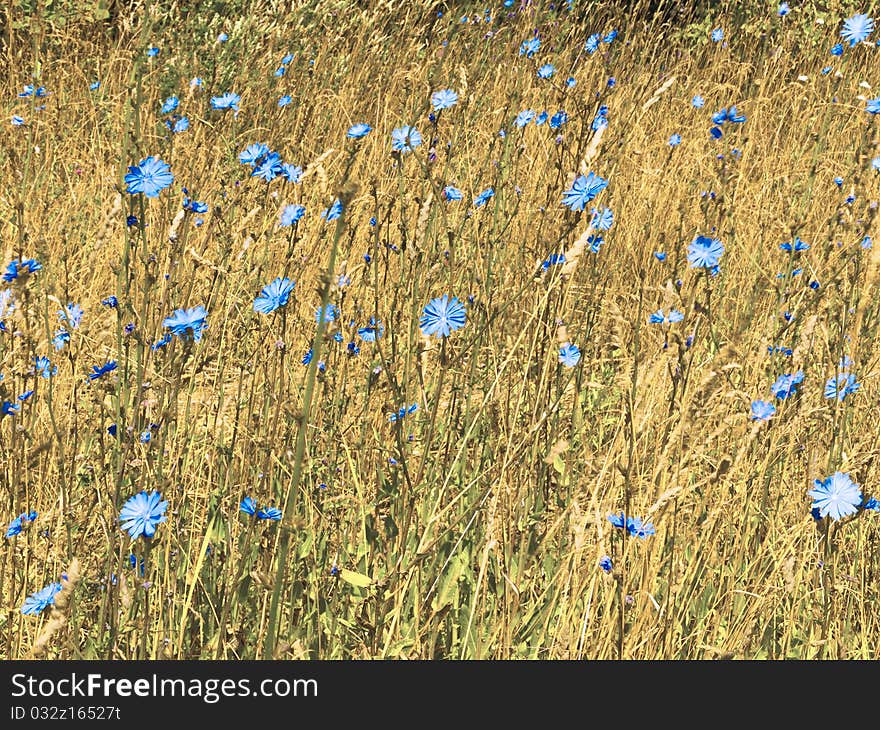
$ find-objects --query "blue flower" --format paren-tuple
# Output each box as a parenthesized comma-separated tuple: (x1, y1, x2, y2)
(537, 64, 555, 79)
(559, 343, 581, 367)
(687, 235, 725, 268)
(120, 490, 167, 539)
(649, 309, 684, 324)
(549, 110, 568, 129)
(278, 95, 292, 107)
(867, 99, 880, 114)
(252, 152, 283, 181)
(515, 110, 535, 127)
(519, 37, 541, 57)
(669, 133, 682, 146)
(34, 356, 56, 378)
(474, 188, 494, 207)
(778, 2, 789, 16)
(151, 333, 171, 351)
(443, 186, 463, 201)
(5, 512, 34, 538)
(750, 400, 776, 421)
(391, 125, 422, 153)
(125, 157, 173, 198)
(89, 80, 100, 90)
(542, 254, 566, 269)
(535, 111, 548, 125)
(830, 43, 844, 56)
(357, 318, 384, 342)
(88, 360, 118, 381)
(627, 517, 655, 539)
(562, 172, 608, 211)
(598, 556, 613, 573)
(390, 403, 418, 423)
(239, 142, 269, 165)
(52, 330, 70, 351)
(607, 513, 654, 538)
(770, 371, 804, 400)
(315, 303, 338, 323)
(842, 13, 874, 46)
(809, 472, 862, 521)
(210, 91, 240, 111)
(585, 34, 601, 53)
(59, 303, 83, 329)
(2, 401, 19, 417)
(280, 204, 305, 227)
(711, 27, 723, 42)
(420, 295, 466, 337)
(163, 306, 208, 342)
(431, 88, 458, 110)
(824, 372, 860, 401)
(253, 277, 295, 314)
(779, 237, 810, 252)
(322, 199, 343, 220)
(240, 497, 257, 516)
(257, 506, 282, 521)
(21, 582, 62, 615)
(692, 95, 705, 108)
(161, 96, 179, 114)
(347, 122, 372, 138)
(280, 163, 302, 183)
(3, 258, 41, 282)
(590, 207, 614, 230)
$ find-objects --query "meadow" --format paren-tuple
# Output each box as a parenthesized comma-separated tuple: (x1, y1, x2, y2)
(2, 0, 880, 660)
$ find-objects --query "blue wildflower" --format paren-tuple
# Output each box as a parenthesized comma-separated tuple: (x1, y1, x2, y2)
(87, 360, 118, 381)
(280, 204, 305, 226)
(431, 89, 458, 111)
(347, 122, 371, 138)
(253, 277, 295, 314)
(562, 173, 608, 211)
(119, 490, 167, 539)
(750, 400, 776, 421)
(124, 157, 173, 198)
(824, 372, 860, 401)
(842, 13, 874, 46)
(420, 295, 466, 337)
(391, 125, 422, 153)
(474, 188, 494, 207)
(687, 235, 724, 268)
(210, 91, 240, 111)
(21, 582, 62, 616)
(3, 259, 41, 282)
(649, 309, 684, 324)
(162, 306, 208, 342)
(443, 186, 463, 201)
(771, 371, 804, 400)
(809, 472, 862, 521)
(315, 303, 338, 323)
(239, 142, 269, 166)
(559, 343, 581, 367)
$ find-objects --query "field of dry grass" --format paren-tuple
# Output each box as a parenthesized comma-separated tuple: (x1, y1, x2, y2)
(3, 0, 880, 659)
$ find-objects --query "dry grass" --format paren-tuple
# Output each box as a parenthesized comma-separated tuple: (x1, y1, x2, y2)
(2, 0, 880, 660)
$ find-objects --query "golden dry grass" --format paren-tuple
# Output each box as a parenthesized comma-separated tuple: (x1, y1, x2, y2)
(2, 0, 880, 659)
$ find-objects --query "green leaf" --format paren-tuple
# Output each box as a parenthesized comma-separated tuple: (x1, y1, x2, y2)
(340, 569, 372, 588)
